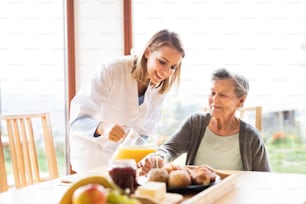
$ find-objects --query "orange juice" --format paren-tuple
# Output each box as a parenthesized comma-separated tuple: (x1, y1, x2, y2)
(114, 146, 157, 163)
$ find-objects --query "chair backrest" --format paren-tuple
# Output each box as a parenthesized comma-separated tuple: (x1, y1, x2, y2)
(0, 112, 59, 192)
(238, 106, 262, 132)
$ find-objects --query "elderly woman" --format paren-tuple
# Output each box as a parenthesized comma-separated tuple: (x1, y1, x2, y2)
(140, 68, 271, 173)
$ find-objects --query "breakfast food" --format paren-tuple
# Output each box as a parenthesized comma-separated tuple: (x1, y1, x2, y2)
(187, 165, 216, 185)
(59, 175, 140, 204)
(147, 168, 169, 183)
(59, 175, 118, 204)
(72, 184, 106, 204)
(107, 190, 140, 204)
(135, 181, 166, 201)
(145, 164, 217, 188)
(108, 159, 138, 194)
(109, 166, 138, 194)
(168, 169, 191, 188)
(164, 163, 184, 173)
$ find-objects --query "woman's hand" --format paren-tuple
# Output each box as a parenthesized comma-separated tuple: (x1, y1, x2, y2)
(96, 122, 126, 142)
(138, 153, 167, 176)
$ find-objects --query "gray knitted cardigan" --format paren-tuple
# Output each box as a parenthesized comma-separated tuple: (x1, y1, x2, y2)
(159, 112, 271, 172)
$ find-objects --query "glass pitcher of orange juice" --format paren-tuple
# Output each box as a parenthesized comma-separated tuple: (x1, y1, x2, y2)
(112, 128, 157, 163)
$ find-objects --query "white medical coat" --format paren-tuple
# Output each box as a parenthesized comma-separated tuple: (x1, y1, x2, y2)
(69, 55, 165, 172)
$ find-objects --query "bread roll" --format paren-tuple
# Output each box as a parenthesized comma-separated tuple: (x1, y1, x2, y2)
(147, 168, 169, 183)
(164, 163, 183, 174)
(187, 165, 216, 185)
(168, 169, 191, 188)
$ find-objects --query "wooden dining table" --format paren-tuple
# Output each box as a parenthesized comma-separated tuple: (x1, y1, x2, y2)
(0, 167, 305, 204)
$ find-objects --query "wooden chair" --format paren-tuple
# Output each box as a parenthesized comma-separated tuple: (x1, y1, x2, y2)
(0, 112, 59, 192)
(238, 106, 262, 132)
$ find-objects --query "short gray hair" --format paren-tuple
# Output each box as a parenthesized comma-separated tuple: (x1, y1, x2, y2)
(211, 68, 249, 98)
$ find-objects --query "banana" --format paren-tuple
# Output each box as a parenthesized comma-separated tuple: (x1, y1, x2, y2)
(59, 175, 121, 204)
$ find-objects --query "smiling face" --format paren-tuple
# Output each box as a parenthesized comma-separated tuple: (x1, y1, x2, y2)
(145, 45, 183, 85)
(208, 79, 246, 119)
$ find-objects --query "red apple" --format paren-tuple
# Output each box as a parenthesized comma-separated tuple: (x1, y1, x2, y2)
(72, 184, 106, 204)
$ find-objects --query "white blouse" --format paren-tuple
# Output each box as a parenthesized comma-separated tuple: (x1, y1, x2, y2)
(69, 55, 165, 172)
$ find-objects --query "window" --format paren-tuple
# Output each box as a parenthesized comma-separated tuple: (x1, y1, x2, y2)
(132, 0, 306, 173)
(0, 1, 66, 176)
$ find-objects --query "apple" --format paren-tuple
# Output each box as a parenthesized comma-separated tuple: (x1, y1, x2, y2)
(72, 184, 106, 204)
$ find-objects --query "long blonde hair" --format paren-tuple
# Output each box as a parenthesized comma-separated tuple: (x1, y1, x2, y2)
(131, 29, 185, 94)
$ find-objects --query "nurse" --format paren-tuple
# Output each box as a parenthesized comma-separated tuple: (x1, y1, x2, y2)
(69, 29, 185, 173)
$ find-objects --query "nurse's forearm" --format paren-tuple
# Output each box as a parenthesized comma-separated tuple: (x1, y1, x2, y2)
(95, 122, 106, 136)
(70, 115, 100, 137)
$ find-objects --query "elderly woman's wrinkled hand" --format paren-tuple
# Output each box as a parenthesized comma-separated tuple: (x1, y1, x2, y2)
(137, 153, 166, 176)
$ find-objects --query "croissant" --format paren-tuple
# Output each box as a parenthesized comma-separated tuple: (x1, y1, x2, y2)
(168, 169, 191, 188)
(187, 165, 216, 185)
(164, 163, 184, 174)
(147, 168, 169, 183)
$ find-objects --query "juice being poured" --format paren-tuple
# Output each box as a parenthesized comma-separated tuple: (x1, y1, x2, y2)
(114, 145, 157, 163)
(113, 127, 157, 163)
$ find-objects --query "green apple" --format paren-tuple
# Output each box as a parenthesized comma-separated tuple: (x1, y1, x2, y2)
(72, 184, 106, 204)
(107, 190, 140, 204)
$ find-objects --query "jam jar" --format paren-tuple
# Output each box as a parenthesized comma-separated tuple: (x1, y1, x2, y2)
(108, 159, 138, 194)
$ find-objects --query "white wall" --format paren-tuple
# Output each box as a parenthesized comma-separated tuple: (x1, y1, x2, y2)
(74, 0, 124, 90)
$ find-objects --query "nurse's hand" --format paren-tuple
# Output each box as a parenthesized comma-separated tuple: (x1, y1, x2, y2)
(96, 122, 126, 142)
